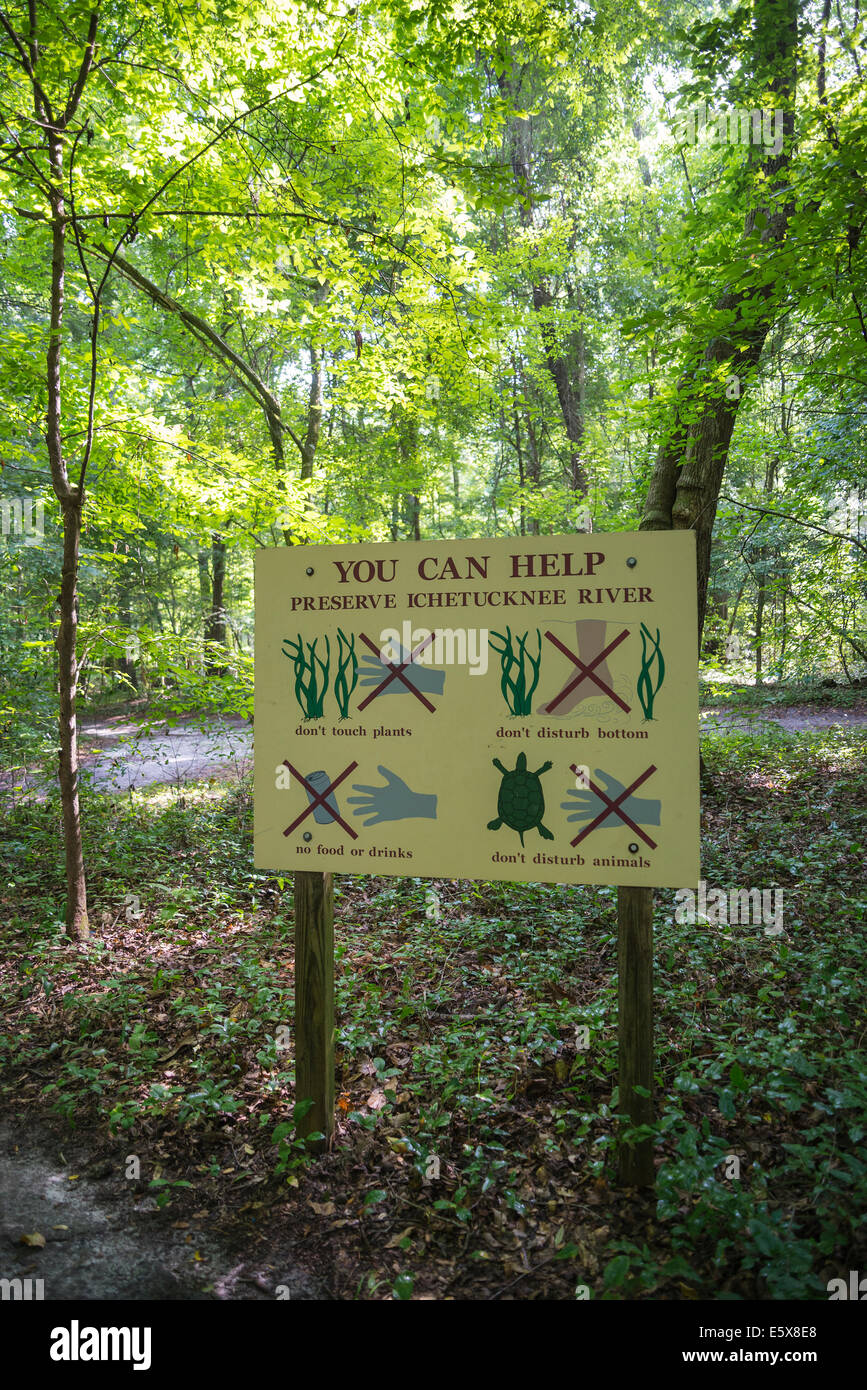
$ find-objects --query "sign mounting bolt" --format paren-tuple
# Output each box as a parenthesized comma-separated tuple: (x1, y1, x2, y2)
(303, 831, 313, 842)
(626, 557, 637, 568)
(628, 842, 639, 854)
(306, 567, 314, 576)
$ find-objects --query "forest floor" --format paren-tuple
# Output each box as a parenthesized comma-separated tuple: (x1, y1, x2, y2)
(1, 683, 865, 1300)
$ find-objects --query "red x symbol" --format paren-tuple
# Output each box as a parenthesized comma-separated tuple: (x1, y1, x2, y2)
(356, 631, 438, 713)
(568, 763, 658, 850)
(542, 628, 631, 715)
(282, 760, 359, 840)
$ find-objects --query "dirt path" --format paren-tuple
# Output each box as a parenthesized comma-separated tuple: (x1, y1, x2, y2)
(1, 714, 253, 800)
(78, 714, 253, 793)
(700, 703, 867, 734)
(0, 1116, 320, 1301)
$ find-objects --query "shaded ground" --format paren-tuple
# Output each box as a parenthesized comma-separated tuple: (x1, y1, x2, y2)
(0, 1116, 320, 1300)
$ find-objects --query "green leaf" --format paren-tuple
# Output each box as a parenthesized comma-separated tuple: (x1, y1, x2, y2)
(729, 1063, 748, 1091)
(603, 1255, 630, 1289)
(392, 1273, 414, 1299)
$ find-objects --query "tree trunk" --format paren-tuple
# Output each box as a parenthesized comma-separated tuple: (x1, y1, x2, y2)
(641, 0, 798, 643)
(511, 395, 526, 536)
(753, 454, 779, 683)
(205, 533, 227, 676)
(57, 491, 89, 939)
(396, 410, 421, 540)
(301, 343, 323, 482)
(197, 548, 210, 663)
(117, 566, 137, 690)
(38, 58, 96, 941)
(495, 54, 588, 497)
(405, 494, 421, 541)
(533, 279, 587, 494)
(754, 584, 766, 682)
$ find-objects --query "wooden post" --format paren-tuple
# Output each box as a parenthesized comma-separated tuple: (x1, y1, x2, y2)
(294, 869, 334, 1151)
(617, 884, 655, 1186)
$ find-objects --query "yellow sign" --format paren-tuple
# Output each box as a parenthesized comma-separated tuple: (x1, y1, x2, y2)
(254, 533, 699, 886)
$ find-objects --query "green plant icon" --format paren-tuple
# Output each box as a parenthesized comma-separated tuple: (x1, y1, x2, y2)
(282, 633, 330, 718)
(488, 628, 542, 716)
(334, 628, 359, 719)
(637, 623, 665, 720)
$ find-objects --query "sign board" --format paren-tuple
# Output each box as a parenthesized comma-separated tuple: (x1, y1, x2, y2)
(254, 533, 699, 887)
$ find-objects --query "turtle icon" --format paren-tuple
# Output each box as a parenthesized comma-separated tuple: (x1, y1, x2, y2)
(487, 753, 555, 846)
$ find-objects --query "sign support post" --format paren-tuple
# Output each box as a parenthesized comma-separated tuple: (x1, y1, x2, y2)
(617, 884, 655, 1185)
(294, 868, 334, 1151)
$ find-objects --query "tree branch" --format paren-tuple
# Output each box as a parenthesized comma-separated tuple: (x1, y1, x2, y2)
(718, 493, 867, 557)
(87, 239, 304, 460)
(62, 6, 100, 127)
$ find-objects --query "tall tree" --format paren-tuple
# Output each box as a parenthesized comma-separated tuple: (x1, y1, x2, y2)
(0, 1, 102, 937)
(641, 0, 799, 639)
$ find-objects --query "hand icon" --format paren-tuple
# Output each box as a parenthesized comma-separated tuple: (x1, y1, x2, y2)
(358, 647, 445, 697)
(304, 769, 340, 825)
(561, 769, 661, 827)
(347, 766, 437, 825)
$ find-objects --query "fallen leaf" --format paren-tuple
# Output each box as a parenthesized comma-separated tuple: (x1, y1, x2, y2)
(386, 1226, 414, 1248)
(158, 1033, 199, 1064)
(367, 1089, 387, 1110)
(308, 1201, 336, 1216)
(20, 1232, 46, 1248)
